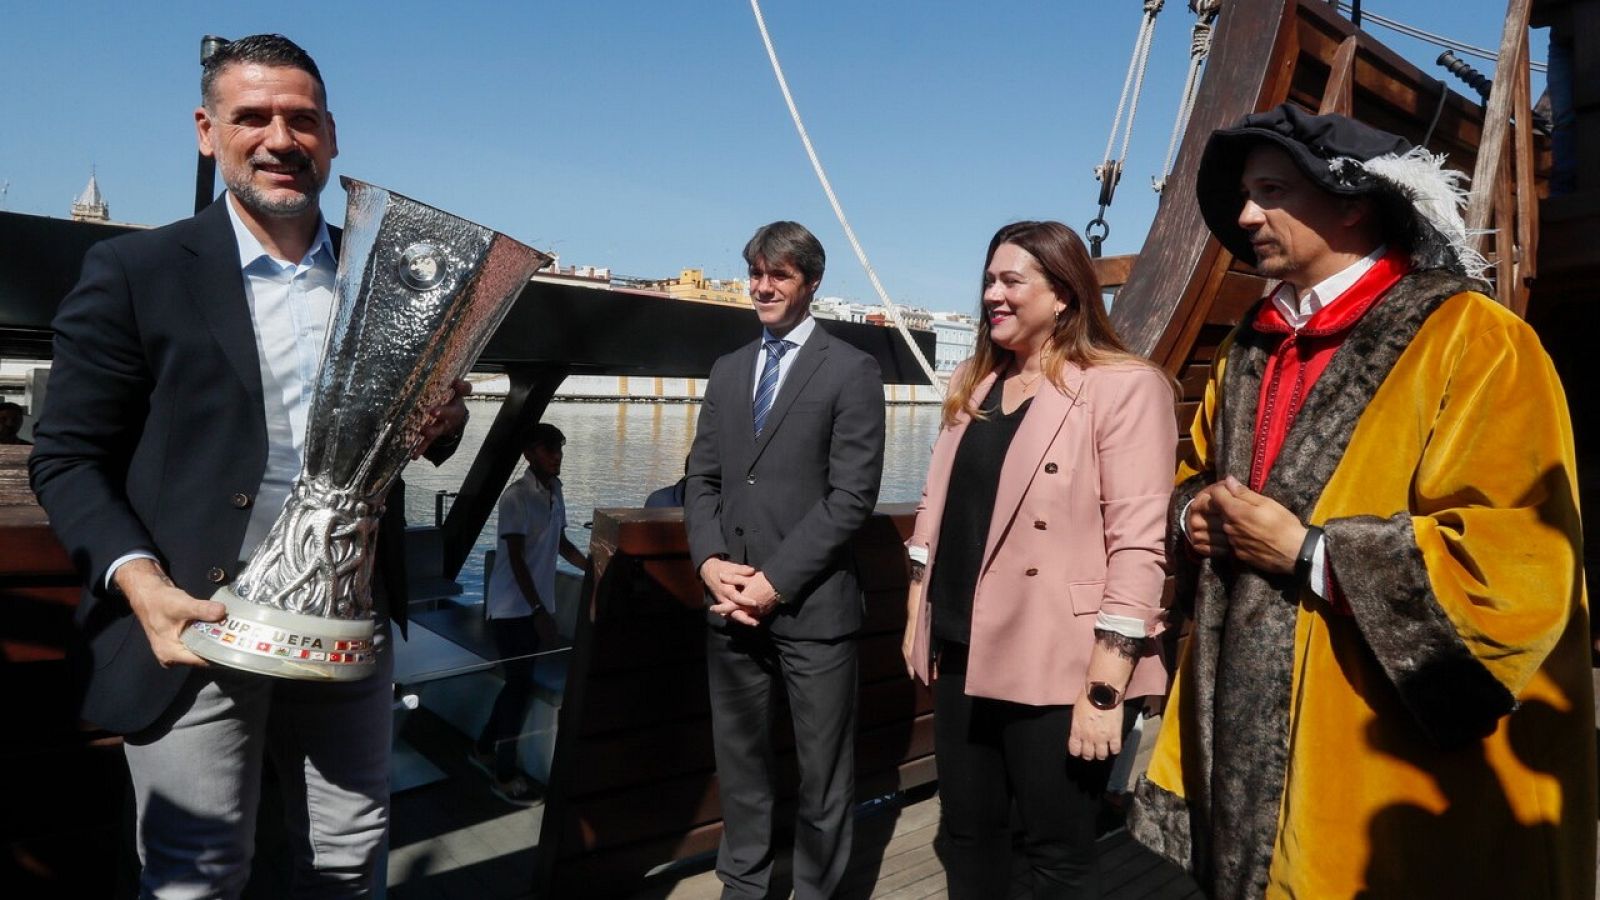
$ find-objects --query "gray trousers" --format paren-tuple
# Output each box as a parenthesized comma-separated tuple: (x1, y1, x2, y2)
(707, 625, 857, 900)
(123, 629, 394, 899)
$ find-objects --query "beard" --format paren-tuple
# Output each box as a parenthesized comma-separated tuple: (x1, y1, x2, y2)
(220, 150, 326, 218)
(1250, 240, 1294, 280)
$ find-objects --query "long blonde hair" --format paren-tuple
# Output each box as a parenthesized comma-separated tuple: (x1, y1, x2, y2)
(942, 221, 1152, 427)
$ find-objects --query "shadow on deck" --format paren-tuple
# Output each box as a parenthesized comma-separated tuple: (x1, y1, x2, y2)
(624, 786, 1203, 900)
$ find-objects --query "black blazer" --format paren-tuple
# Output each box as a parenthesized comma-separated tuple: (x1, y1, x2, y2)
(30, 197, 426, 735)
(684, 323, 886, 640)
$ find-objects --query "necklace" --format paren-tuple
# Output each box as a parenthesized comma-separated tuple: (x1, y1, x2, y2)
(1009, 366, 1043, 390)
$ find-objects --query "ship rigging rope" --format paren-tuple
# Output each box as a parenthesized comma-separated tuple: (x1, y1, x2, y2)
(1335, 2, 1546, 73)
(748, 0, 944, 389)
(1086, 0, 1164, 255)
(1154, 0, 1222, 194)
(1100, 1, 1165, 187)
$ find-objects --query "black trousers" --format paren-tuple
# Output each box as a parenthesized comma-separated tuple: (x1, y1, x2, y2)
(933, 644, 1136, 900)
(477, 615, 541, 781)
(706, 625, 858, 900)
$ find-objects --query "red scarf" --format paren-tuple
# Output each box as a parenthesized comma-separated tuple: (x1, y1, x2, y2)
(1247, 251, 1410, 491)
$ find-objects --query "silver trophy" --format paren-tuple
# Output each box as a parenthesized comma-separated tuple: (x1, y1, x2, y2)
(181, 177, 550, 680)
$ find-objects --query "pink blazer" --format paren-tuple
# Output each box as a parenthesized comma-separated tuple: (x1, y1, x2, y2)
(907, 361, 1176, 706)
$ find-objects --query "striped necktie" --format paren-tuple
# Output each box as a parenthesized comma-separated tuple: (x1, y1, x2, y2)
(752, 338, 791, 437)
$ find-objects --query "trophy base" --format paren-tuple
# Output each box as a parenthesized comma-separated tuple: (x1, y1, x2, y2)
(181, 587, 378, 682)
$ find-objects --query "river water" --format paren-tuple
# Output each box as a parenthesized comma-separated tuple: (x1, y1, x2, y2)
(402, 399, 945, 601)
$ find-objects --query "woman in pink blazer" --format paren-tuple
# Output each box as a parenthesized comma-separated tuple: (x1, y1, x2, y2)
(903, 221, 1175, 898)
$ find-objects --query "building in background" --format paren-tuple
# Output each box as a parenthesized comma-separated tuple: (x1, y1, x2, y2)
(69, 172, 109, 223)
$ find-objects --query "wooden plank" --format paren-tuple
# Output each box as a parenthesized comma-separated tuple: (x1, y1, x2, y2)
(636, 557, 702, 610)
(1466, 0, 1534, 241)
(1, 583, 80, 663)
(587, 608, 706, 675)
(577, 661, 710, 737)
(1175, 401, 1201, 432)
(1512, 28, 1538, 317)
(1494, 146, 1517, 305)
(1092, 254, 1138, 289)
(1318, 35, 1358, 115)
(1207, 271, 1269, 327)
(1178, 364, 1210, 402)
(0, 522, 74, 577)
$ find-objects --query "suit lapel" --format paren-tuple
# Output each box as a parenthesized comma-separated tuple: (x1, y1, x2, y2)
(980, 363, 1084, 572)
(751, 327, 829, 463)
(179, 198, 264, 412)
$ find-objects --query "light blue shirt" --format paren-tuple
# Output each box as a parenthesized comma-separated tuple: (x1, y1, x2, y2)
(750, 314, 817, 399)
(227, 197, 337, 558)
(106, 198, 335, 589)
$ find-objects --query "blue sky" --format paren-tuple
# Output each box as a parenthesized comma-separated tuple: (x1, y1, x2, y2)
(2, 1, 1518, 313)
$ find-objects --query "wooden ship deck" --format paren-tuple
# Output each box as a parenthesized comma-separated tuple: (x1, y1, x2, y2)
(4, 0, 1597, 896)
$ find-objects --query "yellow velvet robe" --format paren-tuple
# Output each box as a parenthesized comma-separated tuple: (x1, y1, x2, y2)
(1131, 281, 1596, 898)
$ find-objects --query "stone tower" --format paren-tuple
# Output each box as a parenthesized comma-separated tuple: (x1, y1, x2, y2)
(70, 171, 109, 223)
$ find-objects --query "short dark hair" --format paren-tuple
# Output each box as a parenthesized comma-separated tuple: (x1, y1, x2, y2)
(0, 401, 23, 414)
(517, 421, 566, 452)
(202, 34, 326, 110)
(743, 221, 825, 285)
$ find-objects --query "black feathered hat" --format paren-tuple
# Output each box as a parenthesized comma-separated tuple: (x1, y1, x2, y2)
(1195, 103, 1485, 277)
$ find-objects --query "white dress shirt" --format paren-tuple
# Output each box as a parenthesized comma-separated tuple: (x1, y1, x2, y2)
(1267, 244, 1385, 331)
(106, 197, 335, 587)
(750, 314, 818, 399)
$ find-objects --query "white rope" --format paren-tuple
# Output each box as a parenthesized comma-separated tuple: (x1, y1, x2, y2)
(1154, 0, 1221, 193)
(1337, 2, 1546, 73)
(749, 0, 943, 389)
(1097, 1, 1165, 192)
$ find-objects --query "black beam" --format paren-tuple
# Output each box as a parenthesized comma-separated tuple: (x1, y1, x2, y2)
(482, 280, 937, 385)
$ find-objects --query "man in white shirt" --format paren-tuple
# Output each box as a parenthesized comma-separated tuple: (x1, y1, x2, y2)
(30, 34, 466, 898)
(474, 421, 586, 805)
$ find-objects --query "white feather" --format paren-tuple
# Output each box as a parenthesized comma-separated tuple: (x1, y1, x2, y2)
(1337, 148, 1490, 280)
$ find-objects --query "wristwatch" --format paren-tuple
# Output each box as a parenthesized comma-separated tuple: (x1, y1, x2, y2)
(1295, 525, 1324, 586)
(1086, 681, 1122, 710)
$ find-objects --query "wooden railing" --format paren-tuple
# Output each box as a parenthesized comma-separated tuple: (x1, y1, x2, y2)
(534, 505, 931, 897)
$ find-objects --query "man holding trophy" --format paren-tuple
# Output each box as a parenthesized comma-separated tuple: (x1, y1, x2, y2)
(30, 34, 481, 897)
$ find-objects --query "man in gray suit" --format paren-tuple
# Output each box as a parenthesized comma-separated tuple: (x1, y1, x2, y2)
(685, 221, 886, 899)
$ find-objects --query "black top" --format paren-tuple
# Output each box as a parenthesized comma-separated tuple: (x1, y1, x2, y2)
(928, 386, 1032, 645)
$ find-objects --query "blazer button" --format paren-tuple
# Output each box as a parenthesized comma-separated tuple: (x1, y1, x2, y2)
(1034, 520, 1047, 530)
(734, 526, 745, 536)
(746, 474, 756, 485)
(1044, 462, 1059, 474)
(1025, 567, 1039, 576)
(207, 567, 228, 584)
(231, 492, 252, 509)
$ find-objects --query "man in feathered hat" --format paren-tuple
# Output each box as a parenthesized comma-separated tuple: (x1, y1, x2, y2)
(1128, 103, 1595, 898)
